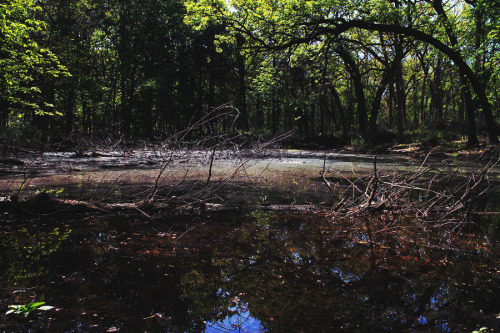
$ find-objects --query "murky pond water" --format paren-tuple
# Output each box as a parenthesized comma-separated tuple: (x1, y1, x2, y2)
(1, 209, 499, 332)
(2, 149, 498, 205)
(1, 150, 499, 332)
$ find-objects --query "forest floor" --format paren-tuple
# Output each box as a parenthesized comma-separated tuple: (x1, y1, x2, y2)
(343, 139, 499, 161)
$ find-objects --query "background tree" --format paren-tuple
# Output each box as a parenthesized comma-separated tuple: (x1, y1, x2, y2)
(0, 0, 68, 133)
(1, 0, 498, 146)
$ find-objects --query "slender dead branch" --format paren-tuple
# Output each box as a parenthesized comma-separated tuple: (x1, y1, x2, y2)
(366, 155, 378, 207)
(322, 154, 338, 200)
(148, 151, 174, 202)
(206, 146, 217, 186)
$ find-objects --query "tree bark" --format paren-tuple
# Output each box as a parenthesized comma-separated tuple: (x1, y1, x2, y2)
(329, 85, 348, 139)
(394, 35, 406, 142)
(336, 46, 368, 140)
(430, 0, 478, 145)
(369, 72, 390, 136)
(236, 35, 249, 130)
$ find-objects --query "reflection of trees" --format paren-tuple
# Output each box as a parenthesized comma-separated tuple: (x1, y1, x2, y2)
(180, 210, 500, 332)
(474, 194, 500, 241)
(2, 212, 497, 331)
(0, 227, 71, 283)
(0, 225, 72, 332)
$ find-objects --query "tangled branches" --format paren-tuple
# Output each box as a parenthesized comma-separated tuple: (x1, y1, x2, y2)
(325, 152, 500, 225)
(144, 104, 294, 211)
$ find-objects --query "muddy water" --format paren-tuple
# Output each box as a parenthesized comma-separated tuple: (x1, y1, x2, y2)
(0, 150, 391, 206)
(0, 150, 499, 332)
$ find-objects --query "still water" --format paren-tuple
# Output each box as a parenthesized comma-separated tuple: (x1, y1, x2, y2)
(1, 208, 499, 332)
(1, 150, 499, 331)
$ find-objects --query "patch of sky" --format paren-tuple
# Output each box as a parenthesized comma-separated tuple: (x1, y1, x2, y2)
(204, 302, 265, 333)
(330, 267, 361, 283)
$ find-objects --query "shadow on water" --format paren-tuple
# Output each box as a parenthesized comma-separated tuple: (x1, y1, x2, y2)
(1, 208, 499, 332)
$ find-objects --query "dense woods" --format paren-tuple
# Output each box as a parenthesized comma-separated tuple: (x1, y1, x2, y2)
(2, 2, 500, 331)
(1, 0, 499, 146)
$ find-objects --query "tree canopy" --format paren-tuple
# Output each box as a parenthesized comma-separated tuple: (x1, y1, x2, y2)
(186, 0, 499, 144)
(1, 0, 499, 146)
(0, 0, 68, 129)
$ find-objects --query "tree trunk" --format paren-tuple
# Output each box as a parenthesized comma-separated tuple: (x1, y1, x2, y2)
(329, 85, 348, 138)
(336, 46, 368, 140)
(0, 96, 8, 130)
(394, 35, 406, 142)
(64, 83, 76, 135)
(236, 35, 249, 130)
(430, 57, 444, 125)
(388, 76, 395, 130)
(322, 21, 498, 144)
(369, 72, 390, 136)
(430, 0, 478, 145)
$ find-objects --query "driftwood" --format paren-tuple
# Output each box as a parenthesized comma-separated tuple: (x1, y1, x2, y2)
(0, 157, 25, 165)
(0, 194, 150, 217)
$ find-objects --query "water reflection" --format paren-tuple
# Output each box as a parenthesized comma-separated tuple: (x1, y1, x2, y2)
(0, 210, 499, 332)
(205, 302, 264, 333)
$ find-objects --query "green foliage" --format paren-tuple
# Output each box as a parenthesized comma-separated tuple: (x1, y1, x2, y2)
(423, 130, 442, 147)
(472, 328, 490, 333)
(0, 0, 69, 120)
(351, 137, 366, 147)
(35, 188, 64, 197)
(6, 302, 55, 318)
(408, 128, 461, 148)
(1, 0, 498, 145)
(2, 116, 43, 141)
(184, 0, 499, 144)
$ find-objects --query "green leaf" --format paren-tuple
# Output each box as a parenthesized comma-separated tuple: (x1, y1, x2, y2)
(6, 301, 55, 318)
(28, 302, 45, 309)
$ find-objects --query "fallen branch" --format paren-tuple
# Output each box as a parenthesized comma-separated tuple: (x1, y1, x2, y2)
(324, 152, 499, 224)
(0, 196, 318, 217)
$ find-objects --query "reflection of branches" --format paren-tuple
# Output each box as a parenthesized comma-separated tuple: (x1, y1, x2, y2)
(206, 302, 254, 333)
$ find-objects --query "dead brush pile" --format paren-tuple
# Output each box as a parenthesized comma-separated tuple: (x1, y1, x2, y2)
(323, 153, 500, 227)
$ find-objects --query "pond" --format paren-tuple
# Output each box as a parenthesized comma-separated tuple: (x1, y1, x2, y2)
(0, 150, 499, 332)
(0, 209, 499, 332)
(2, 149, 497, 205)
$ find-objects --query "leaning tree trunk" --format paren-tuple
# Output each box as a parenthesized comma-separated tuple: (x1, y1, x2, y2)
(336, 46, 368, 140)
(331, 21, 498, 144)
(394, 36, 406, 142)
